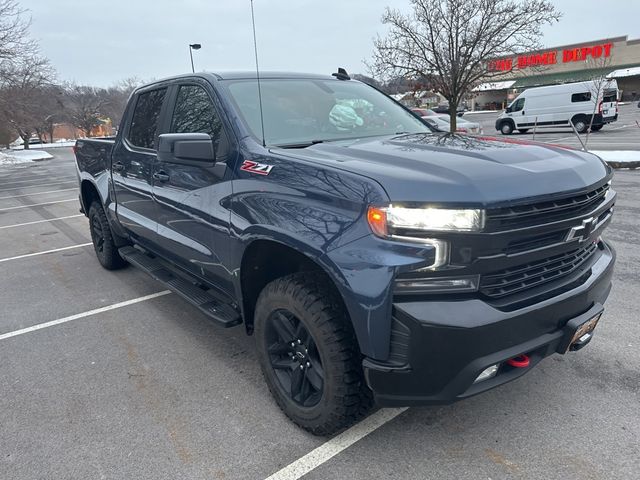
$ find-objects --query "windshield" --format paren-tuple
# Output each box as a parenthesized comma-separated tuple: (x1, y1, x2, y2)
(224, 78, 431, 147)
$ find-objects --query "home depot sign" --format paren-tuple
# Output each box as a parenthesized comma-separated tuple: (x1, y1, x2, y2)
(489, 42, 613, 71)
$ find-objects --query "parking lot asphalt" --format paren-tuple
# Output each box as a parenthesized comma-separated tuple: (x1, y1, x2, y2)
(1, 147, 638, 480)
(464, 102, 640, 151)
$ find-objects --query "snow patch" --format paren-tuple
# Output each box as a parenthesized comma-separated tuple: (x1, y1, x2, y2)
(0, 149, 54, 165)
(589, 151, 640, 163)
(11, 140, 76, 150)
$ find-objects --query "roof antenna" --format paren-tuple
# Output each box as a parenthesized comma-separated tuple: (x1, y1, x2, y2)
(250, 0, 266, 147)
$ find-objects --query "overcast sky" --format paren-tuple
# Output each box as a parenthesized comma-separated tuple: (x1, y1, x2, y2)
(20, 0, 640, 87)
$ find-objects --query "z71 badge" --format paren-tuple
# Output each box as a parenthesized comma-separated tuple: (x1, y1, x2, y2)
(240, 160, 274, 176)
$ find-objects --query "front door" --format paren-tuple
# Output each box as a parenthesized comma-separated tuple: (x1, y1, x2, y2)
(152, 81, 235, 296)
(510, 97, 527, 128)
(111, 86, 168, 246)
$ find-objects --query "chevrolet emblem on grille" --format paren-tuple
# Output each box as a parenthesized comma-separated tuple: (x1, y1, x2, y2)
(565, 217, 597, 243)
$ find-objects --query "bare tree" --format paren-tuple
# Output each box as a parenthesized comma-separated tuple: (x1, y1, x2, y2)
(0, 53, 56, 148)
(100, 77, 141, 130)
(370, 0, 561, 132)
(584, 55, 615, 148)
(64, 84, 108, 137)
(0, 0, 33, 62)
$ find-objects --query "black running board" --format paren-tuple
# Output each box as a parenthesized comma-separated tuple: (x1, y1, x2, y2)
(119, 246, 242, 328)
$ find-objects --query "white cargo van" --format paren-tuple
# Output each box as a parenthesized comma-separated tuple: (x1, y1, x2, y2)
(495, 80, 618, 134)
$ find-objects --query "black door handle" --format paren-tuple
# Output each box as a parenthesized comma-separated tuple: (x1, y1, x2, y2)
(153, 171, 170, 182)
(522, 111, 525, 115)
(112, 161, 124, 172)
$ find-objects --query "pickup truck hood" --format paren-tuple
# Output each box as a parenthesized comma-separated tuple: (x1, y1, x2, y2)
(275, 133, 609, 205)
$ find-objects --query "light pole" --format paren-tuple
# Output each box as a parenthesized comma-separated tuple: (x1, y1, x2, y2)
(189, 43, 201, 73)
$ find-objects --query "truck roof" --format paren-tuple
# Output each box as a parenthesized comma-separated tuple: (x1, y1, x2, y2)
(138, 71, 341, 90)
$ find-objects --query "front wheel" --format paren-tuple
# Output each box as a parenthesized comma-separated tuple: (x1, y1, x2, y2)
(500, 121, 514, 135)
(254, 273, 372, 435)
(88, 202, 127, 270)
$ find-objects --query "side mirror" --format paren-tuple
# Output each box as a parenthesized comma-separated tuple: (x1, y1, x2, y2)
(505, 106, 512, 113)
(157, 133, 215, 164)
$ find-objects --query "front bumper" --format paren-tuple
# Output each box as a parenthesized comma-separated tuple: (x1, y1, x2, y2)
(364, 240, 615, 407)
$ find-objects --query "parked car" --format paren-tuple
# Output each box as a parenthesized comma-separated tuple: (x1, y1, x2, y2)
(432, 104, 466, 116)
(495, 80, 619, 134)
(422, 114, 483, 134)
(411, 108, 437, 117)
(75, 70, 616, 435)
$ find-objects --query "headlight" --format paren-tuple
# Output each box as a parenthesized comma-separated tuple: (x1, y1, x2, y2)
(367, 205, 484, 270)
(367, 205, 485, 236)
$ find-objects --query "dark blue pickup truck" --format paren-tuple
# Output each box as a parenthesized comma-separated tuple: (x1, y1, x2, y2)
(74, 71, 616, 435)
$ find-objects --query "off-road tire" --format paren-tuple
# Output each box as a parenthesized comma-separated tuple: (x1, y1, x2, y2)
(254, 272, 373, 436)
(88, 202, 127, 270)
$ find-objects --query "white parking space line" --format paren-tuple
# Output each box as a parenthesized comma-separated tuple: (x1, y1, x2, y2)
(0, 181, 77, 193)
(548, 136, 576, 142)
(0, 198, 76, 211)
(0, 243, 92, 263)
(0, 177, 72, 186)
(0, 187, 77, 200)
(263, 408, 408, 480)
(0, 214, 84, 230)
(0, 291, 172, 341)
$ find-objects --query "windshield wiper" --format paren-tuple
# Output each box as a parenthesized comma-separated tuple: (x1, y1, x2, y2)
(272, 140, 325, 149)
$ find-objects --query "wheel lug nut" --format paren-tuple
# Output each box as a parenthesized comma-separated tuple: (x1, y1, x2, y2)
(306, 362, 311, 368)
(290, 342, 295, 347)
(297, 339, 302, 344)
(299, 365, 304, 370)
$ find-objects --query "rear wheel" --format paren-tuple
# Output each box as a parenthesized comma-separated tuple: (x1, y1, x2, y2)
(572, 116, 588, 134)
(254, 273, 372, 435)
(88, 202, 127, 270)
(500, 121, 514, 135)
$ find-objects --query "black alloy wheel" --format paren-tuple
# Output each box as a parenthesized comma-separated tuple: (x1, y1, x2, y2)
(265, 309, 324, 407)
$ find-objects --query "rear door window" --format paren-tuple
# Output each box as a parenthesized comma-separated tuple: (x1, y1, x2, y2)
(602, 89, 617, 103)
(128, 88, 167, 149)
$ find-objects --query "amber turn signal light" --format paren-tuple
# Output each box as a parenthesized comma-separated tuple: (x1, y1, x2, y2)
(367, 207, 388, 237)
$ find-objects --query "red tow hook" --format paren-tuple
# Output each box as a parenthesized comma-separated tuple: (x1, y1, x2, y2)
(506, 354, 530, 368)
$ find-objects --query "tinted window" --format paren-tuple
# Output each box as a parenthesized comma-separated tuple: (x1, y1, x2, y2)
(128, 88, 167, 149)
(571, 92, 591, 102)
(171, 85, 222, 137)
(603, 89, 617, 103)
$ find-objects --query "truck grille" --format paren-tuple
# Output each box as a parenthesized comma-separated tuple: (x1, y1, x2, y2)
(479, 243, 598, 299)
(486, 184, 609, 230)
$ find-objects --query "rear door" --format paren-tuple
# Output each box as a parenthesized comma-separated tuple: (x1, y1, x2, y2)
(111, 86, 169, 246)
(601, 86, 618, 121)
(152, 80, 236, 295)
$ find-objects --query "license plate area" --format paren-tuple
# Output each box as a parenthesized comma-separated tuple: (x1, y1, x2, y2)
(557, 305, 604, 353)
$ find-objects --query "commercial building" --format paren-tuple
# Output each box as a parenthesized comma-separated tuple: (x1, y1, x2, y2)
(473, 36, 640, 110)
